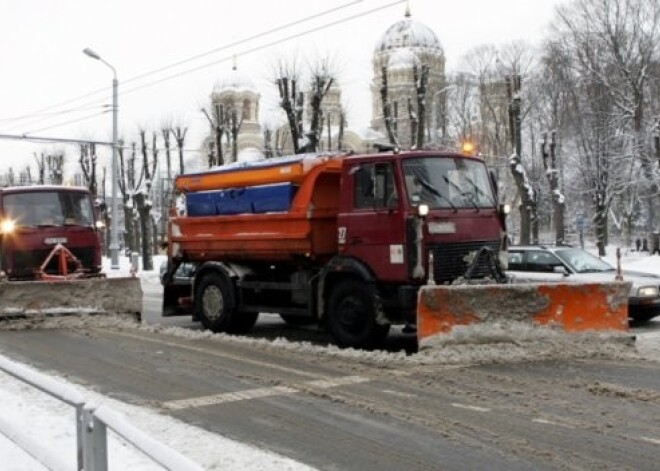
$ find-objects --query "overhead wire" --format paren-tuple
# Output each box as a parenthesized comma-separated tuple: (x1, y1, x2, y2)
(4, 0, 405, 139)
(0, 0, 367, 131)
(119, 0, 405, 99)
(23, 111, 109, 135)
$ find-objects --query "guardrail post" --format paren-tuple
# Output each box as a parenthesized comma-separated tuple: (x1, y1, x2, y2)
(82, 406, 108, 471)
(75, 403, 84, 471)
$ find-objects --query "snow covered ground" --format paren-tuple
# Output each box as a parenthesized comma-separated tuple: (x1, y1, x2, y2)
(1, 247, 659, 469)
(0, 254, 315, 470)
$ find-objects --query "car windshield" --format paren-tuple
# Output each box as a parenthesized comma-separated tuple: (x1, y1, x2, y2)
(402, 156, 495, 209)
(555, 248, 614, 273)
(3, 190, 94, 227)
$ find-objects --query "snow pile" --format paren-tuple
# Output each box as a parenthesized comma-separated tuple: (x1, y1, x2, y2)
(133, 320, 641, 368)
(416, 321, 639, 365)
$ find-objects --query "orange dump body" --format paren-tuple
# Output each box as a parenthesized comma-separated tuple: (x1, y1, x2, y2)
(169, 157, 343, 263)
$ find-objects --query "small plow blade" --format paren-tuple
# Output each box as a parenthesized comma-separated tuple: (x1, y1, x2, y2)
(0, 277, 142, 320)
(417, 282, 630, 346)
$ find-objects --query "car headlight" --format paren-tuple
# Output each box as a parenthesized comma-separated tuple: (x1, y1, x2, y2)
(638, 286, 660, 298)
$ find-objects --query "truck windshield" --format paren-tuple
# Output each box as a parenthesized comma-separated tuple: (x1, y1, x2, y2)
(3, 191, 94, 227)
(402, 157, 495, 209)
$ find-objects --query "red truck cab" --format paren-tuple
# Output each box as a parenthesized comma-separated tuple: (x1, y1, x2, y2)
(0, 186, 103, 280)
(338, 151, 504, 284)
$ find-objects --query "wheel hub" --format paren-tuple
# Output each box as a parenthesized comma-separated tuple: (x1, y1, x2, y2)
(202, 285, 224, 321)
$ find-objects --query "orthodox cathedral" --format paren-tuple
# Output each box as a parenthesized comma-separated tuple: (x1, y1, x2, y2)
(204, 5, 447, 161)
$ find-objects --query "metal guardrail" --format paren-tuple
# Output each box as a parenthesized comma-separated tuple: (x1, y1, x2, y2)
(0, 354, 203, 471)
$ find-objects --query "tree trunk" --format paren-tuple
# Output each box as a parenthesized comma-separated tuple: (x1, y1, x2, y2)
(542, 132, 566, 245)
(380, 67, 400, 148)
(134, 193, 153, 271)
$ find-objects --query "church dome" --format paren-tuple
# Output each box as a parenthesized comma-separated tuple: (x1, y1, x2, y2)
(388, 48, 419, 70)
(213, 66, 258, 94)
(374, 13, 443, 54)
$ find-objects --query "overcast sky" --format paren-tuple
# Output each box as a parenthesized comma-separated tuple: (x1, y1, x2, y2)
(0, 0, 564, 176)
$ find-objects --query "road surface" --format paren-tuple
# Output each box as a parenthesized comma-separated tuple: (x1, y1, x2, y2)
(1, 317, 659, 470)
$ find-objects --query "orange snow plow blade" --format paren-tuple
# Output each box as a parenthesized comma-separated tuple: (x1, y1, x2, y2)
(417, 282, 630, 346)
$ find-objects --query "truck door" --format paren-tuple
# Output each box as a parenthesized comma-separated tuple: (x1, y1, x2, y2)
(340, 161, 406, 281)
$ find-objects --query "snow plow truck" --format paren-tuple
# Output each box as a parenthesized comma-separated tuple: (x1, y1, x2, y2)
(0, 185, 142, 320)
(162, 149, 630, 349)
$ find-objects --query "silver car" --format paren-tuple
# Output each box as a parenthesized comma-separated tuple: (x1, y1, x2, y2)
(506, 246, 660, 324)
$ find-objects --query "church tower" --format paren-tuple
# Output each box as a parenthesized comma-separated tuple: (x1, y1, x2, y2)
(370, 5, 446, 148)
(207, 63, 263, 162)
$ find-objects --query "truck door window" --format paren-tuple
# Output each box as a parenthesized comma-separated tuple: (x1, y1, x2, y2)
(353, 163, 397, 209)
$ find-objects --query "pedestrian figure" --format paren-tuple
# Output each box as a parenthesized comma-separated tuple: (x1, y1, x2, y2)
(642, 238, 649, 252)
(652, 233, 660, 255)
(635, 238, 641, 252)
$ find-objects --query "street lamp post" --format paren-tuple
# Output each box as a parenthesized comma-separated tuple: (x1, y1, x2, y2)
(83, 48, 120, 269)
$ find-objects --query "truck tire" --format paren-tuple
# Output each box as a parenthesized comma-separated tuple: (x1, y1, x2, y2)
(327, 280, 390, 349)
(195, 273, 258, 334)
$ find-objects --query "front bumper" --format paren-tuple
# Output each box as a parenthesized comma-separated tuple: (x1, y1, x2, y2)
(628, 296, 660, 321)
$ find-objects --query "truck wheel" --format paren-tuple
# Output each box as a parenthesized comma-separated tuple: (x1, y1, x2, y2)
(327, 280, 390, 349)
(195, 272, 258, 334)
(195, 273, 236, 333)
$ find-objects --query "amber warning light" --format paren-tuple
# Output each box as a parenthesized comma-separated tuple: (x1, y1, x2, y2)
(460, 141, 475, 154)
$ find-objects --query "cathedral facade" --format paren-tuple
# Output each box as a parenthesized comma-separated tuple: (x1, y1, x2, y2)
(204, 7, 447, 162)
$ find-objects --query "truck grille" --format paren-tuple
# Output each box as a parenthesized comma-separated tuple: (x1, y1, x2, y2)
(428, 240, 500, 283)
(11, 247, 96, 278)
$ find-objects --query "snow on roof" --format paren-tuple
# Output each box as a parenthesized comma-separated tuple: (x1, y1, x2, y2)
(374, 14, 443, 54)
(388, 48, 420, 70)
(212, 66, 258, 94)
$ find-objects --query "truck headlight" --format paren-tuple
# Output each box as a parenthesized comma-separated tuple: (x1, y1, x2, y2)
(0, 219, 15, 234)
(638, 286, 659, 298)
(417, 204, 429, 217)
(95, 220, 106, 229)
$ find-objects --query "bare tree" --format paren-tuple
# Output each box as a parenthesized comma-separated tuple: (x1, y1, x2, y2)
(118, 141, 138, 255)
(541, 132, 566, 244)
(133, 130, 158, 270)
(412, 64, 430, 149)
(202, 105, 225, 166)
(507, 74, 539, 244)
(171, 126, 188, 174)
(306, 57, 335, 152)
(79, 143, 98, 198)
(34, 153, 46, 184)
(274, 57, 304, 154)
(380, 66, 401, 149)
(47, 152, 65, 185)
(553, 0, 660, 236)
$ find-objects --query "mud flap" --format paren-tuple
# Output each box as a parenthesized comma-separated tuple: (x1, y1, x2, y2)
(417, 282, 630, 346)
(0, 277, 142, 320)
